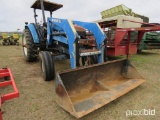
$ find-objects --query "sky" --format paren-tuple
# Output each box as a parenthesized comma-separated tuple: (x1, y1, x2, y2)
(0, 0, 160, 32)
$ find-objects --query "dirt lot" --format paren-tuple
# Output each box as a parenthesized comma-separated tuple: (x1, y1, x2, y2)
(0, 43, 160, 120)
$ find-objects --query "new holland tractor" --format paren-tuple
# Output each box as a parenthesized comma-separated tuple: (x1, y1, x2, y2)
(22, 0, 145, 118)
(22, 0, 106, 81)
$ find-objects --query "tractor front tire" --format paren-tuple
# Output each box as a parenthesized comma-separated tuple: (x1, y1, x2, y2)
(40, 51, 55, 81)
(22, 28, 37, 62)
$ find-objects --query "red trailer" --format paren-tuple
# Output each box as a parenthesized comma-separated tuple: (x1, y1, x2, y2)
(0, 68, 19, 120)
(97, 17, 160, 58)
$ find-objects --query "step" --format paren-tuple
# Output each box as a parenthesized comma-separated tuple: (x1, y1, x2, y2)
(78, 39, 96, 46)
(79, 49, 101, 56)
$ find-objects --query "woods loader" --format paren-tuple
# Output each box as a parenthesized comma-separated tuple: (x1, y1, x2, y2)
(22, 0, 145, 118)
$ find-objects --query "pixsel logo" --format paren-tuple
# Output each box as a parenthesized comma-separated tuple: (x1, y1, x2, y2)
(126, 109, 156, 117)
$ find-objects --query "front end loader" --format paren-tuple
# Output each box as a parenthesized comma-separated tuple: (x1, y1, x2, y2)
(22, 0, 145, 118)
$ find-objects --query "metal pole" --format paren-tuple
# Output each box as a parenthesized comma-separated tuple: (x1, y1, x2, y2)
(34, 9, 37, 24)
(50, 11, 52, 17)
(127, 31, 131, 59)
(40, 0, 46, 24)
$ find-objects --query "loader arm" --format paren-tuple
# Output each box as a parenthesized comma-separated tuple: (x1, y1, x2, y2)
(47, 17, 106, 68)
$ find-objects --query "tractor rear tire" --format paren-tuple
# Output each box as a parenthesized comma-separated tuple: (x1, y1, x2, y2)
(22, 28, 37, 62)
(40, 51, 55, 81)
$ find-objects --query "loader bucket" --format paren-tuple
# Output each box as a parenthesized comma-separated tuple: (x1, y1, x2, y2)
(55, 59, 145, 118)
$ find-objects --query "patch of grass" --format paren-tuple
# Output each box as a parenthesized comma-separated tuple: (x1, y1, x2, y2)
(0, 45, 160, 120)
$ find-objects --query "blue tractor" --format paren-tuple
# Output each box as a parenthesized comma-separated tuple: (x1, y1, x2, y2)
(22, 0, 106, 81)
(22, 0, 146, 118)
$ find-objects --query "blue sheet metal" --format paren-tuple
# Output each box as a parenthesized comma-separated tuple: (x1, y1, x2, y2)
(47, 17, 77, 68)
(73, 21, 106, 63)
(26, 24, 40, 43)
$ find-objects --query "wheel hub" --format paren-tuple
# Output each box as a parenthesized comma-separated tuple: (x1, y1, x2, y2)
(23, 36, 27, 56)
